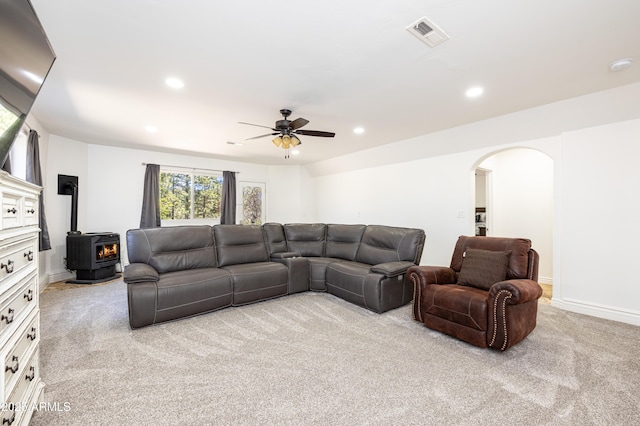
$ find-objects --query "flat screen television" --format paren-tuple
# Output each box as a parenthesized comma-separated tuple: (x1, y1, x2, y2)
(0, 0, 56, 167)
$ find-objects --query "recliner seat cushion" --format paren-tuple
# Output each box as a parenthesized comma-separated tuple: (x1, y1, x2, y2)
(154, 268, 233, 323)
(325, 261, 371, 306)
(222, 262, 289, 305)
(422, 284, 488, 331)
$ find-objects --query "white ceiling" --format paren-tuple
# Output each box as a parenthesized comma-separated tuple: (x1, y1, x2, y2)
(29, 0, 640, 166)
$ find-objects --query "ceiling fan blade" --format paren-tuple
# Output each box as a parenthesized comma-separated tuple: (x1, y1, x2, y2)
(238, 122, 276, 131)
(295, 129, 335, 138)
(289, 118, 309, 130)
(245, 132, 278, 140)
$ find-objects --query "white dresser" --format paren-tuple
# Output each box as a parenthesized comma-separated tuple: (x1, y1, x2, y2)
(0, 171, 44, 425)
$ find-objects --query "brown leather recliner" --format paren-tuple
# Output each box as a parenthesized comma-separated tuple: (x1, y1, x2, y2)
(408, 236, 542, 351)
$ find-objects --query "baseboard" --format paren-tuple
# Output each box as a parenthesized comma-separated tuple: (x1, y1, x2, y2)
(45, 271, 75, 287)
(538, 276, 553, 285)
(552, 298, 640, 326)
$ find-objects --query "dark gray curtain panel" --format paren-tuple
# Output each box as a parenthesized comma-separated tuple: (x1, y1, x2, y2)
(140, 163, 161, 228)
(1, 153, 11, 174)
(220, 171, 236, 224)
(25, 130, 51, 251)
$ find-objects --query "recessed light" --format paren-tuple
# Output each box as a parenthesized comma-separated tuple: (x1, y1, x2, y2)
(353, 127, 365, 134)
(291, 149, 300, 155)
(145, 125, 157, 133)
(609, 58, 632, 72)
(466, 87, 484, 98)
(165, 77, 184, 89)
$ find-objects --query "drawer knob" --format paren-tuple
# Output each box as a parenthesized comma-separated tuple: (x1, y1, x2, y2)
(27, 327, 37, 341)
(2, 411, 15, 425)
(5, 355, 19, 374)
(1, 308, 14, 324)
(24, 251, 34, 261)
(6, 207, 16, 215)
(26, 208, 35, 214)
(1, 260, 14, 273)
(24, 289, 33, 302)
(25, 366, 35, 381)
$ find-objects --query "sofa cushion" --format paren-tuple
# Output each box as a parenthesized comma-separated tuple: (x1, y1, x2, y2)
(325, 224, 366, 261)
(423, 284, 488, 331)
(214, 225, 269, 267)
(154, 268, 233, 323)
(262, 222, 288, 255)
(355, 225, 425, 265)
(126, 226, 217, 273)
(457, 249, 510, 290)
(284, 223, 326, 257)
(221, 262, 289, 305)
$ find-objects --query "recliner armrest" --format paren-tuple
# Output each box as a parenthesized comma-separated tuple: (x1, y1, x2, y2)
(124, 263, 159, 284)
(270, 251, 302, 260)
(488, 279, 543, 304)
(407, 265, 457, 285)
(370, 261, 415, 277)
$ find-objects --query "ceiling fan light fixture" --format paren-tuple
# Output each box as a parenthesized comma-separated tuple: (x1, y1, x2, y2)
(291, 135, 301, 146)
(272, 136, 282, 147)
(282, 134, 291, 149)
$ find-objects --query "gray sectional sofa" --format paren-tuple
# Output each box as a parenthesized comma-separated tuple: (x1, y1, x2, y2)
(124, 223, 425, 329)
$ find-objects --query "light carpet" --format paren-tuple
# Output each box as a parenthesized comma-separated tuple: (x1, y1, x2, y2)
(31, 281, 640, 425)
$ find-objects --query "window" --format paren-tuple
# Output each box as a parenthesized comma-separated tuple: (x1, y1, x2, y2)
(160, 170, 222, 223)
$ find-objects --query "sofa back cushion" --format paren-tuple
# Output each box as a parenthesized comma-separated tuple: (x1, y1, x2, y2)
(262, 223, 288, 255)
(214, 225, 269, 267)
(355, 225, 425, 265)
(325, 224, 366, 261)
(450, 235, 533, 280)
(126, 226, 217, 273)
(284, 223, 326, 257)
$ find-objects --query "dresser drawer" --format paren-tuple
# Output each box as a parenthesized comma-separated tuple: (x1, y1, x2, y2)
(22, 199, 38, 227)
(0, 239, 37, 285)
(1, 194, 21, 230)
(1, 351, 38, 426)
(0, 276, 37, 340)
(3, 313, 38, 397)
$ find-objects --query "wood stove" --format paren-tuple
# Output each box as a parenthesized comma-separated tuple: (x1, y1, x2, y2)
(66, 232, 120, 282)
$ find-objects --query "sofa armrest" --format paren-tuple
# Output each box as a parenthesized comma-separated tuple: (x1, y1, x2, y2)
(488, 279, 543, 305)
(370, 261, 415, 277)
(270, 251, 302, 260)
(124, 263, 159, 284)
(407, 265, 457, 286)
(408, 265, 457, 323)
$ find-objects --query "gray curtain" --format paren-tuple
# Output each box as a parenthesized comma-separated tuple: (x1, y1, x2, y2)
(1, 153, 11, 174)
(25, 130, 51, 251)
(220, 171, 236, 224)
(140, 164, 161, 228)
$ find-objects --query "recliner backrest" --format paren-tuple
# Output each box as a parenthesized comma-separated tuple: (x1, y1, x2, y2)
(355, 225, 426, 265)
(126, 226, 217, 273)
(325, 224, 366, 261)
(450, 235, 537, 280)
(262, 222, 287, 255)
(214, 225, 269, 267)
(284, 223, 326, 257)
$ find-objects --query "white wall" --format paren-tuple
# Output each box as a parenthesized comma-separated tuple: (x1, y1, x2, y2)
(557, 119, 640, 319)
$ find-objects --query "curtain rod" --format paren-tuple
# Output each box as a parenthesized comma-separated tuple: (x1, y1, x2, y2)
(141, 162, 239, 174)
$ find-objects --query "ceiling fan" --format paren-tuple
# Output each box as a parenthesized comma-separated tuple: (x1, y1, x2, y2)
(239, 109, 335, 158)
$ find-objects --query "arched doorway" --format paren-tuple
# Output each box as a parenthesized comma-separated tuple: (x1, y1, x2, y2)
(474, 148, 554, 288)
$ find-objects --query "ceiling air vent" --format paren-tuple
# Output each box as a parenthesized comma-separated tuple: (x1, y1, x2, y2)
(406, 16, 449, 47)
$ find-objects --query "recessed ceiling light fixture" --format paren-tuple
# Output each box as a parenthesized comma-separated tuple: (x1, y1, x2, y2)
(145, 125, 157, 133)
(165, 77, 184, 89)
(466, 86, 484, 98)
(353, 127, 365, 134)
(609, 58, 632, 72)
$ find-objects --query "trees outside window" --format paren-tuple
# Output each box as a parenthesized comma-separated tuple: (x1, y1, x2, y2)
(160, 171, 222, 221)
